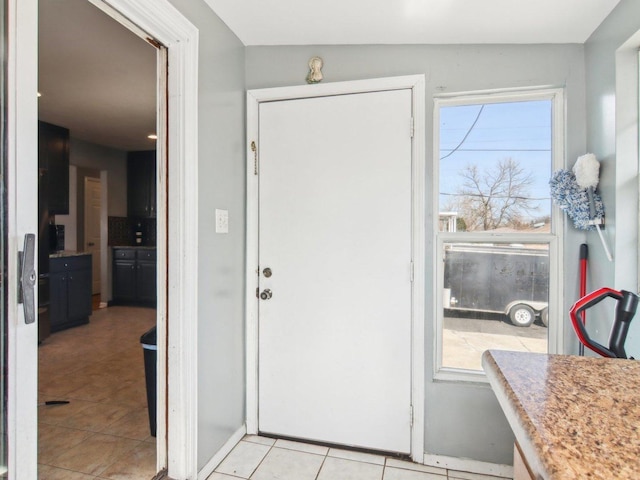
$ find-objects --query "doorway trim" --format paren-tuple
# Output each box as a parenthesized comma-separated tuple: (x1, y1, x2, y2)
(245, 75, 426, 462)
(83, 176, 102, 295)
(86, 0, 199, 477)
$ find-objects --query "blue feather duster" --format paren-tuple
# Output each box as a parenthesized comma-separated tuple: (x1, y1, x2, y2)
(549, 169, 605, 231)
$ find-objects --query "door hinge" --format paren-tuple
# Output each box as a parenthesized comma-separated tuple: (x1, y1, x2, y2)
(251, 141, 258, 175)
(409, 405, 414, 427)
(410, 117, 414, 138)
(410, 261, 414, 283)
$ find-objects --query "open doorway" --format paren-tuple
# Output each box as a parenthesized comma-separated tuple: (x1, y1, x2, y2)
(37, 0, 161, 477)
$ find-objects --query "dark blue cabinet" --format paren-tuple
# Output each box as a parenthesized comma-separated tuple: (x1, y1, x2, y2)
(39, 121, 70, 215)
(49, 254, 92, 332)
(112, 248, 156, 306)
(127, 151, 156, 218)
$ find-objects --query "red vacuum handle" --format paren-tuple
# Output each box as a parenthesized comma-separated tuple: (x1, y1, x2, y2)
(569, 287, 622, 358)
(578, 244, 588, 356)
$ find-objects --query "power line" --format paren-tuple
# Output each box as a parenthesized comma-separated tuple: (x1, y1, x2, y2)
(440, 148, 551, 153)
(440, 192, 551, 201)
(440, 105, 484, 160)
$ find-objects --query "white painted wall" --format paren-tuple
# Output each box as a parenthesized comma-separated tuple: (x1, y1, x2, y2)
(246, 43, 587, 465)
(585, 0, 640, 357)
(167, 0, 247, 471)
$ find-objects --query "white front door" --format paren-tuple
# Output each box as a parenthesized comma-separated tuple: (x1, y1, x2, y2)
(84, 176, 101, 294)
(258, 89, 413, 453)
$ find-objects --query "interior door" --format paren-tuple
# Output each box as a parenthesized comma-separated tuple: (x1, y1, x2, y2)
(8, 0, 39, 477)
(0, 2, 8, 474)
(84, 176, 101, 294)
(258, 89, 413, 453)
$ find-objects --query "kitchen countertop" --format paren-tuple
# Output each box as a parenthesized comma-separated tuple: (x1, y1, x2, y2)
(49, 251, 91, 258)
(111, 245, 157, 249)
(482, 350, 640, 480)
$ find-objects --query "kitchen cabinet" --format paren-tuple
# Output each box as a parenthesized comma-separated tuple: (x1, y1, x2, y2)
(513, 443, 534, 480)
(49, 254, 92, 332)
(112, 247, 157, 305)
(39, 121, 70, 215)
(127, 150, 156, 218)
(113, 250, 137, 303)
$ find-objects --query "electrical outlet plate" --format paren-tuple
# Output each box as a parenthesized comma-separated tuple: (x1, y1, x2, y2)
(215, 209, 229, 233)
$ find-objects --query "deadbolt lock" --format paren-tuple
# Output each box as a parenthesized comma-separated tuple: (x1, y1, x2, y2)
(263, 267, 272, 278)
(260, 289, 273, 300)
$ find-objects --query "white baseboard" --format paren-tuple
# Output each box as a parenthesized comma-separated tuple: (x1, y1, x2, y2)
(423, 453, 513, 478)
(198, 424, 247, 480)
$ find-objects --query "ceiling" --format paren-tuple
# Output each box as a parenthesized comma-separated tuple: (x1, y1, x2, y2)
(206, 0, 621, 45)
(39, 0, 621, 152)
(38, 0, 157, 152)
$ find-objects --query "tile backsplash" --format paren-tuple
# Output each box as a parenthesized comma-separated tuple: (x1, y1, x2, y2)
(108, 216, 157, 246)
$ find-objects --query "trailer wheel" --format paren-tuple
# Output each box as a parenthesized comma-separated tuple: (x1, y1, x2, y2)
(509, 304, 535, 327)
(540, 307, 549, 327)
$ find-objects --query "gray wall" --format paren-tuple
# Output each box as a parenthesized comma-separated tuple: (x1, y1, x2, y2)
(246, 44, 586, 464)
(168, 0, 247, 471)
(69, 137, 127, 217)
(53, 137, 126, 251)
(585, 0, 640, 357)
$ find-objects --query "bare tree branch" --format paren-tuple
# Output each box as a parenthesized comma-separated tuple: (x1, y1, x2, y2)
(451, 158, 537, 231)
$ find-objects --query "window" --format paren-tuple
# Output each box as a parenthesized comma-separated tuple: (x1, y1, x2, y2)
(434, 89, 563, 378)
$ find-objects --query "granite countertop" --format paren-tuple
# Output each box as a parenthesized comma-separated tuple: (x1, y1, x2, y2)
(49, 251, 91, 258)
(482, 350, 640, 479)
(111, 245, 157, 249)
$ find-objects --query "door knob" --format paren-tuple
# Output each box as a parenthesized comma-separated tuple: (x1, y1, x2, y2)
(260, 289, 273, 300)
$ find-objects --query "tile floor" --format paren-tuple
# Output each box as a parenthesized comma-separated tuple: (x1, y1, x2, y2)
(211, 436, 512, 480)
(38, 305, 157, 480)
(38, 305, 511, 480)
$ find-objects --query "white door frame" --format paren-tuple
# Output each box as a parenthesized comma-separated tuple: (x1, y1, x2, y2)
(84, 176, 102, 294)
(17, 0, 200, 477)
(89, 1, 200, 477)
(246, 75, 426, 462)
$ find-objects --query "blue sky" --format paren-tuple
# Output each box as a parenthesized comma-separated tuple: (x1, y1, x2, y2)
(439, 100, 552, 222)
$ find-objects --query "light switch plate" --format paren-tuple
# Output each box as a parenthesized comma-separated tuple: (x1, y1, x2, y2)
(215, 209, 229, 234)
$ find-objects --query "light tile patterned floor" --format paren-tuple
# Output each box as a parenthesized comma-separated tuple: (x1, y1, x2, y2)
(37, 306, 512, 480)
(38, 306, 157, 480)
(210, 436, 513, 480)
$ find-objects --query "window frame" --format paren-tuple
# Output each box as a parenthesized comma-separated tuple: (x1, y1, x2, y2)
(432, 87, 565, 382)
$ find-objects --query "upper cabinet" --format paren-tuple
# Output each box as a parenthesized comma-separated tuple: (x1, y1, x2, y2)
(127, 150, 157, 218)
(39, 121, 70, 215)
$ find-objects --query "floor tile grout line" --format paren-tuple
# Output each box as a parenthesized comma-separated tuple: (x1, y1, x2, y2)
(91, 438, 146, 479)
(39, 417, 148, 439)
(246, 439, 276, 479)
(38, 462, 100, 477)
(43, 434, 146, 477)
(312, 446, 329, 480)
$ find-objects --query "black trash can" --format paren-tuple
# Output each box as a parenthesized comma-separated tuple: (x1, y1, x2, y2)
(140, 326, 157, 437)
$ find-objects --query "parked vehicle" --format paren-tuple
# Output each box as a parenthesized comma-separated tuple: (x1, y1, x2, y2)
(443, 244, 549, 327)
